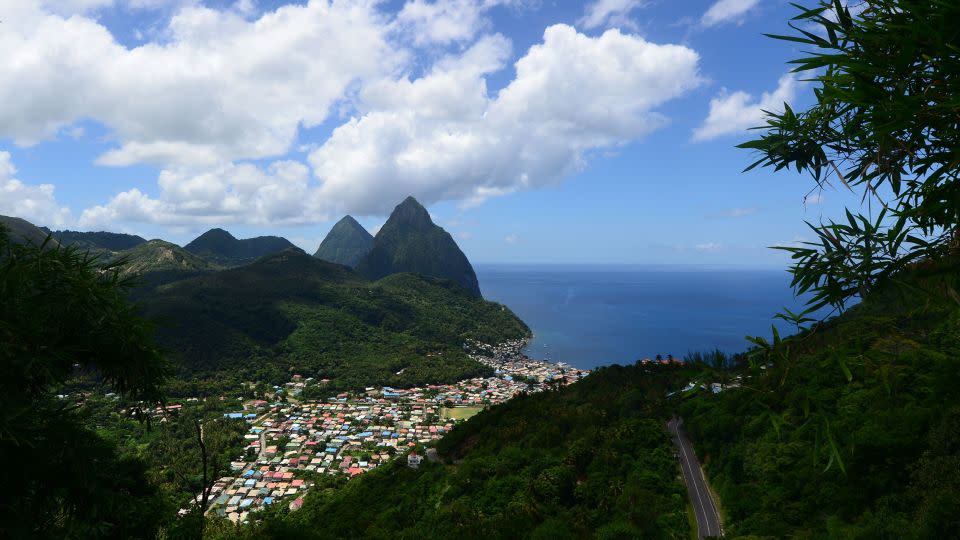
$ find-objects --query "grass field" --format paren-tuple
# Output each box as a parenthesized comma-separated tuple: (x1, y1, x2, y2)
(441, 406, 483, 421)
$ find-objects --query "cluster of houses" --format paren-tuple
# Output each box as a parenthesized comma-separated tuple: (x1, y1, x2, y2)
(194, 341, 589, 524)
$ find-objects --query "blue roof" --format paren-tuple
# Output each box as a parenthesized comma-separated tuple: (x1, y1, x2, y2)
(325, 447, 337, 453)
(358, 431, 373, 437)
(243, 470, 254, 477)
(244, 479, 255, 487)
(239, 498, 253, 508)
(264, 497, 274, 505)
(224, 412, 243, 419)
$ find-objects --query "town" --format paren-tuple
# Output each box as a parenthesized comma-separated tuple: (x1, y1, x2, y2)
(196, 340, 589, 524)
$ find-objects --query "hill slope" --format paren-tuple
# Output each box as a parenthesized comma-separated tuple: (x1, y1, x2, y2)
(0, 215, 57, 247)
(678, 261, 960, 537)
(47, 229, 146, 255)
(313, 215, 373, 268)
(358, 197, 481, 297)
(184, 228, 296, 266)
(115, 239, 219, 279)
(139, 249, 529, 394)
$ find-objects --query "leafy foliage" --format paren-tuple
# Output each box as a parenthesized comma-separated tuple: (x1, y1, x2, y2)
(0, 225, 169, 538)
(739, 0, 960, 313)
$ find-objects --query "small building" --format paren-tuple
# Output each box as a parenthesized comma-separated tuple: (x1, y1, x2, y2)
(407, 452, 422, 469)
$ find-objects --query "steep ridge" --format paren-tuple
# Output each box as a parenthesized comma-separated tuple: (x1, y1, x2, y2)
(358, 197, 481, 297)
(47, 229, 146, 253)
(313, 215, 374, 268)
(184, 228, 296, 266)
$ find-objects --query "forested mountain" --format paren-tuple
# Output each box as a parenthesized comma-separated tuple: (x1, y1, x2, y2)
(212, 361, 695, 540)
(313, 215, 374, 268)
(184, 228, 296, 266)
(358, 197, 481, 297)
(0, 215, 57, 246)
(46, 229, 146, 255)
(115, 239, 219, 277)
(138, 248, 528, 395)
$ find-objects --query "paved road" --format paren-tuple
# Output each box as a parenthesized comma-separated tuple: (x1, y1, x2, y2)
(668, 416, 722, 539)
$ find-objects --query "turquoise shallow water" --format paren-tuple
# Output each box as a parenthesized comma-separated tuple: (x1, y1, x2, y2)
(475, 264, 809, 370)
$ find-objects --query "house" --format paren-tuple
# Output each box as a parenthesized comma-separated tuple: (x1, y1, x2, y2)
(407, 452, 422, 469)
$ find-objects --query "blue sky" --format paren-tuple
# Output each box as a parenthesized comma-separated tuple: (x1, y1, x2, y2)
(0, 0, 863, 264)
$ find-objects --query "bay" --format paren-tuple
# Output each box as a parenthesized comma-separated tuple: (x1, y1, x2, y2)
(476, 264, 807, 370)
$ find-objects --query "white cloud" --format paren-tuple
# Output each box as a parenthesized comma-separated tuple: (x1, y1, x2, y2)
(694, 241, 723, 251)
(0, 151, 71, 227)
(0, 1, 402, 166)
(804, 192, 824, 205)
(393, 0, 533, 46)
(309, 25, 702, 214)
(5, 3, 701, 228)
(578, 0, 645, 30)
(701, 0, 759, 27)
(719, 207, 758, 218)
(504, 233, 520, 244)
(79, 160, 320, 228)
(693, 73, 798, 141)
(395, 0, 490, 45)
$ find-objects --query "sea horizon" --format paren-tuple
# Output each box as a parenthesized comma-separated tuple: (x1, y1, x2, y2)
(475, 263, 805, 370)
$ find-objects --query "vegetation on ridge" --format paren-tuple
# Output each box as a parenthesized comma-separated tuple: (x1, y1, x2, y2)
(138, 249, 529, 396)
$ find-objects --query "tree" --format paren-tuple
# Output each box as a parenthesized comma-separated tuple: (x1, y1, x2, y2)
(0, 227, 170, 537)
(153, 413, 245, 539)
(739, 0, 960, 314)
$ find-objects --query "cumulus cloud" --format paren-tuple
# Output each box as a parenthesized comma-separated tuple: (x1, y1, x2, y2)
(0, 1, 401, 165)
(0, 151, 72, 227)
(309, 25, 702, 214)
(693, 73, 798, 141)
(395, 0, 490, 45)
(578, 0, 646, 30)
(701, 0, 760, 27)
(393, 0, 535, 46)
(4, 2, 701, 228)
(79, 160, 319, 228)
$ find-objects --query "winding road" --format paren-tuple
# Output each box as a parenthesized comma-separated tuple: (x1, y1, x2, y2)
(668, 416, 722, 539)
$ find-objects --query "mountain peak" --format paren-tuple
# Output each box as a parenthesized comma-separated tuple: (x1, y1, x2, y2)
(314, 215, 374, 268)
(196, 228, 236, 242)
(390, 196, 432, 227)
(184, 228, 295, 267)
(358, 197, 481, 296)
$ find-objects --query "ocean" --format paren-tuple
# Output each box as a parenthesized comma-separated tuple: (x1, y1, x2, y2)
(475, 264, 808, 370)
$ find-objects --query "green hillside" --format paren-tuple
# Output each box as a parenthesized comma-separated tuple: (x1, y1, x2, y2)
(212, 362, 695, 540)
(0, 215, 57, 247)
(313, 215, 374, 268)
(206, 260, 960, 540)
(115, 239, 220, 276)
(139, 249, 529, 394)
(677, 261, 960, 538)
